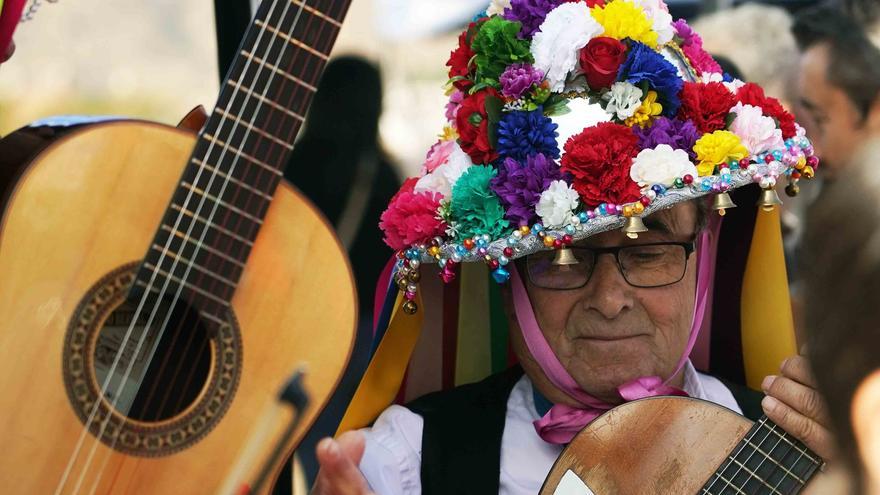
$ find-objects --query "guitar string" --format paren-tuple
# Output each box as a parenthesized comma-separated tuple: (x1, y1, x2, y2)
(51, 1, 292, 492)
(77, 0, 311, 492)
(156, 0, 338, 425)
(767, 427, 816, 494)
(722, 417, 788, 494)
(702, 417, 769, 494)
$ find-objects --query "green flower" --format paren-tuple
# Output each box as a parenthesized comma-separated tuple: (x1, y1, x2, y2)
(450, 165, 509, 240)
(471, 17, 534, 86)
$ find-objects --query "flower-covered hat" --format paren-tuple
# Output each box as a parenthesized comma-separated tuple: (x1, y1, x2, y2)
(379, 0, 818, 314)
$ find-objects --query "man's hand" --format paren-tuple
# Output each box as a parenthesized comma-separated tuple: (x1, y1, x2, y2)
(1, 40, 14, 65)
(761, 355, 835, 460)
(311, 430, 375, 495)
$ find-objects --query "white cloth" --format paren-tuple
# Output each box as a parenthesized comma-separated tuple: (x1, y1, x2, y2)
(359, 361, 742, 495)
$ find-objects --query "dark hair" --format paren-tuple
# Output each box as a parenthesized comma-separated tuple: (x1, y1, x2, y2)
(792, 5, 880, 121)
(802, 171, 880, 491)
(836, 0, 880, 26)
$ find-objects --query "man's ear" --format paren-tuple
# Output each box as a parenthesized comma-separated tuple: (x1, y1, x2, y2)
(851, 369, 880, 484)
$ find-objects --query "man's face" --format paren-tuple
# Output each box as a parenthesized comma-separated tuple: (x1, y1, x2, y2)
(796, 42, 874, 177)
(511, 203, 698, 404)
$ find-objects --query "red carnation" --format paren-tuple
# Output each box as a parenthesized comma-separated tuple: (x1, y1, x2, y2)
(736, 83, 797, 139)
(561, 122, 641, 207)
(447, 23, 478, 91)
(380, 180, 446, 250)
(456, 87, 501, 165)
(579, 37, 627, 90)
(677, 81, 736, 134)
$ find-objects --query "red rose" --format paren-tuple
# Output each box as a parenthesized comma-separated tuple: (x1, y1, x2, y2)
(579, 37, 627, 90)
(447, 23, 478, 91)
(677, 81, 736, 134)
(456, 88, 501, 165)
(561, 122, 641, 207)
(736, 83, 797, 139)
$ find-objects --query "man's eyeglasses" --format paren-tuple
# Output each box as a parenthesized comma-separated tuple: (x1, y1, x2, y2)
(524, 241, 696, 290)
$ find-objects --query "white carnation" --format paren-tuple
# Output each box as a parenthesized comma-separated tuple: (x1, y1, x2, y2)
(485, 0, 511, 16)
(536, 180, 580, 228)
(723, 78, 746, 94)
(602, 82, 644, 120)
(729, 103, 784, 155)
(630, 144, 698, 187)
(414, 143, 473, 198)
(531, 3, 602, 92)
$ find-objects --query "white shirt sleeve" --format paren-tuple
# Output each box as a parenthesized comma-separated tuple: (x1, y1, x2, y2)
(358, 405, 424, 495)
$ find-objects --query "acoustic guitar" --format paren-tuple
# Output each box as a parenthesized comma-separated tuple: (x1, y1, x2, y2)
(0, 0, 355, 493)
(541, 397, 823, 495)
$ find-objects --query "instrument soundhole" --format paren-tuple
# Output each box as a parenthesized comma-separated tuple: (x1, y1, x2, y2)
(94, 299, 212, 422)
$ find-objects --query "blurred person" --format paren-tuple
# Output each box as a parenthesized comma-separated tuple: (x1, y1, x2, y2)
(802, 139, 880, 494)
(283, 55, 400, 321)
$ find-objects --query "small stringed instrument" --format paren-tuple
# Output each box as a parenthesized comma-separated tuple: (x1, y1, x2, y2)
(0, 0, 355, 493)
(541, 397, 823, 495)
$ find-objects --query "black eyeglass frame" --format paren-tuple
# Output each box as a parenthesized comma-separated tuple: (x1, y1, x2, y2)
(524, 240, 697, 290)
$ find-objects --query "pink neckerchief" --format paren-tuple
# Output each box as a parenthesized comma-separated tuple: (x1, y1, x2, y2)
(511, 220, 719, 444)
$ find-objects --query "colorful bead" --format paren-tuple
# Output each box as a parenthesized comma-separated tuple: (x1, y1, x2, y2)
(492, 267, 511, 283)
(683, 175, 694, 185)
(562, 234, 573, 245)
(499, 255, 510, 266)
(463, 239, 475, 250)
(543, 236, 556, 247)
(579, 212, 590, 223)
(623, 205, 634, 217)
(803, 166, 815, 179)
(674, 178, 685, 189)
(489, 259, 500, 269)
(553, 239, 563, 248)
(633, 202, 645, 215)
(503, 247, 514, 257)
(519, 226, 531, 236)
(403, 300, 418, 315)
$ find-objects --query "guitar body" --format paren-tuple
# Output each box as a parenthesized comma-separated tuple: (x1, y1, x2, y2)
(541, 397, 754, 494)
(0, 121, 356, 494)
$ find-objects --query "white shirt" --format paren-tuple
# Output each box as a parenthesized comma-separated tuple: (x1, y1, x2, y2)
(358, 361, 742, 495)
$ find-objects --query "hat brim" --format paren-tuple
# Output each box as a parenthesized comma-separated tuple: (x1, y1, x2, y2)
(0, 0, 26, 58)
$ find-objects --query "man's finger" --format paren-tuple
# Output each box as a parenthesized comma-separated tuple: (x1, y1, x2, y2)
(762, 395, 835, 460)
(762, 374, 829, 426)
(779, 355, 819, 389)
(312, 437, 374, 495)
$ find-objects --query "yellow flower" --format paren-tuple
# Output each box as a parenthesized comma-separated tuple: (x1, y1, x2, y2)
(624, 91, 663, 128)
(440, 125, 459, 142)
(590, 0, 658, 48)
(693, 131, 749, 176)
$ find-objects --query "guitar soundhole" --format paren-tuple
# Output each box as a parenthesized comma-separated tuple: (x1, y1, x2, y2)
(63, 263, 243, 457)
(94, 300, 212, 422)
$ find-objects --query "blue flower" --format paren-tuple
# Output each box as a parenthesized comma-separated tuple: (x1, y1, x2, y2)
(617, 42, 683, 116)
(496, 108, 560, 163)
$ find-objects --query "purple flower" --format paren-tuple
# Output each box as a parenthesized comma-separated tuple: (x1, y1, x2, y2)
(503, 0, 563, 38)
(634, 117, 701, 160)
(490, 154, 564, 226)
(496, 107, 560, 162)
(500, 63, 544, 99)
(445, 89, 465, 122)
(673, 19, 697, 47)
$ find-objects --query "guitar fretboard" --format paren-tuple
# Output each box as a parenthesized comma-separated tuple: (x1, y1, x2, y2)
(132, 0, 351, 322)
(700, 416, 822, 495)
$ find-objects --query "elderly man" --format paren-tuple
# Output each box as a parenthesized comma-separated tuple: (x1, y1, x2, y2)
(312, 0, 833, 492)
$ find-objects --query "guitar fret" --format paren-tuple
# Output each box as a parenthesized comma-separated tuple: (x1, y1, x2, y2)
(254, 20, 331, 60)
(202, 133, 285, 176)
(168, 204, 256, 247)
(762, 425, 822, 466)
(224, 80, 306, 122)
(237, 51, 318, 92)
(703, 472, 747, 495)
(743, 438, 805, 485)
(133, 279, 230, 318)
(140, 263, 232, 306)
(152, 242, 245, 270)
(180, 181, 265, 226)
(191, 159, 274, 202)
(726, 457, 784, 494)
(145, 254, 238, 290)
(214, 107, 295, 151)
(289, 0, 342, 27)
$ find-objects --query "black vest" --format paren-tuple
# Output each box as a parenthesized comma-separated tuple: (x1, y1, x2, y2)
(405, 366, 764, 495)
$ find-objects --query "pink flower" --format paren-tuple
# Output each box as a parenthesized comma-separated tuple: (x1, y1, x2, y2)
(380, 179, 447, 250)
(729, 102, 784, 155)
(445, 90, 465, 122)
(423, 139, 457, 174)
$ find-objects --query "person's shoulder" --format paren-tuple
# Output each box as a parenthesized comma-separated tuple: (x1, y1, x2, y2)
(406, 366, 524, 417)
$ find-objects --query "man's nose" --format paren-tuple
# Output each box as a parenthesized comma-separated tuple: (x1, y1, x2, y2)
(580, 253, 633, 319)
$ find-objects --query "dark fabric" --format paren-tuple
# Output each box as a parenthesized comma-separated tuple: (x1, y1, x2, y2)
(718, 377, 766, 422)
(214, 0, 252, 83)
(406, 366, 525, 495)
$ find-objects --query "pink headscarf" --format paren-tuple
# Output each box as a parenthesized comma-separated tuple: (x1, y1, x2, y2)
(511, 215, 722, 444)
(0, 0, 25, 58)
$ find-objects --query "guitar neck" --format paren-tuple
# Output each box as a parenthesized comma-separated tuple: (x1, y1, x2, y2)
(700, 415, 823, 495)
(133, 0, 351, 320)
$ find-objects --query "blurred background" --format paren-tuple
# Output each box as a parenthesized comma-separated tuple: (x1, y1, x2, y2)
(0, 0, 820, 178)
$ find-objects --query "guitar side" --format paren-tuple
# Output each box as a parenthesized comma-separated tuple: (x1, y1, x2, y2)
(0, 121, 357, 494)
(540, 397, 753, 495)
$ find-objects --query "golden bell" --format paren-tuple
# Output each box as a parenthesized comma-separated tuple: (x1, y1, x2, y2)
(712, 192, 737, 217)
(757, 187, 784, 212)
(552, 248, 579, 266)
(622, 216, 648, 239)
